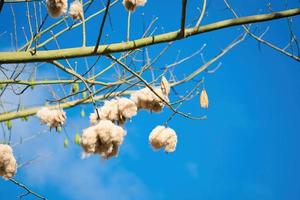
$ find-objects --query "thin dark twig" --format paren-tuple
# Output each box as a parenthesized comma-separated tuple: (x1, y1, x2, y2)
(94, 0, 111, 53)
(9, 179, 47, 200)
(180, 0, 187, 37)
(0, 0, 4, 13)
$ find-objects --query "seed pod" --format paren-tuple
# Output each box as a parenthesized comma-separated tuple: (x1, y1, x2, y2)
(80, 108, 85, 117)
(160, 76, 170, 95)
(74, 133, 81, 145)
(200, 89, 209, 109)
(57, 126, 62, 133)
(64, 138, 69, 148)
(5, 120, 12, 130)
(72, 83, 79, 93)
(82, 91, 87, 99)
(21, 116, 29, 122)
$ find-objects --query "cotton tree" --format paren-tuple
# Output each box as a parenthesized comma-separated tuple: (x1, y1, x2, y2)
(0, 0, 299, 198)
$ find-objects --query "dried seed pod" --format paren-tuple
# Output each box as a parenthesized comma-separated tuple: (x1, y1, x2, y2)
(200, 89, 209, 109)
(0, 144, 17, 179)
(46, 0, 68, 18)
(160, 76, 170, 95)
(69, 0, 83, 20)
(149, 125, 177, 153)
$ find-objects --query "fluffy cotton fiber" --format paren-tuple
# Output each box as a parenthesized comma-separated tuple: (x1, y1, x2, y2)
(122, 0, 147, 12)
(89, 97, 137, 125)
(130, 87, 169, 113)
(37, 107, 66, 129)
(46, 0, 68, 18)
(80, 120, 126, 159)
(69, 0, 83, 20)
(149, 125, 177, 153)
(0, 144, 17, 179)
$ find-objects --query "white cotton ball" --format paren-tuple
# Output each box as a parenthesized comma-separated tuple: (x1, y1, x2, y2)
(80, 120, 126, 159)
(130, 87, 169, 113)
(149, 125, 177, 153)
(117, 97, 137, 119)
(36, 107, 66, 129)
(69, 0, 83, 20)
(122, 0, 147, 12)
(89, 98, 137, 125)
(80, 126, 98, 154)
(100, 99, 120, 122)
(46, 0, 68, 18)
(89, 108, 105, 125)
(0, 144, 17, 179)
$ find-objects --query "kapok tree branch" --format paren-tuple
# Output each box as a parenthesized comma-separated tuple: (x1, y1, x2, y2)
(0, 8, 299, 64)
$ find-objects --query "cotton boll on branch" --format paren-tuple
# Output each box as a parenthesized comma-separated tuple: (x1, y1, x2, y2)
(122, 0, 147, 12)
(117, 97, 138, 120)
(80, 120, 127, 159)
(149, 126, 177, 153)
(89, 108, 101, 125)
(100, 99, 120, 123)
(130, 87, 169, 113)
(0, 144, 17, 179)
(46, 0, 68, 18)
(69, 0, 83, 20)
(89, 98, 137, 125)
(36, 107, 66, 129)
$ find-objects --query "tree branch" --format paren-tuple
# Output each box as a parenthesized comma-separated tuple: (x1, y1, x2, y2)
(0, 8, 299, 63)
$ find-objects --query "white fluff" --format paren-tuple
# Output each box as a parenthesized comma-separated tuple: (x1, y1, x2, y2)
(122, 0, 147, 11)
(117, 97, 138, 119)
(80, 120, 126, 159)
(89, 98, 137, 125)
(130, 87, 169, 113)
(36, 107, 66, 129)
(149, 125, 177, 153)
(0, 144, 17, 179)
(69, 0, 83, 20)
(46, 0, 68, 18)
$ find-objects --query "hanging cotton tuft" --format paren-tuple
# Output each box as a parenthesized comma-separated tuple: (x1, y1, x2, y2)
(149, 125, 177, 153)
(0, 144, 17, 179)
(46, 0, 68, 18)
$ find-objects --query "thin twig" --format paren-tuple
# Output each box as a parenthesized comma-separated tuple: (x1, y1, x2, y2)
(9, 179, 47, 200)
(94, 0, 111, 52)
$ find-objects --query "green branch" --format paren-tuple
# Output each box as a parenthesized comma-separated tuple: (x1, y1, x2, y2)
(1, 8, 299, 63)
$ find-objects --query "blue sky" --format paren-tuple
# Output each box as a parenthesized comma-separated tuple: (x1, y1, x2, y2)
(0, 0, 300, 200)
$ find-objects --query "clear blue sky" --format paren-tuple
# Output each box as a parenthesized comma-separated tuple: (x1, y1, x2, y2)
(0, 0, 300, 200)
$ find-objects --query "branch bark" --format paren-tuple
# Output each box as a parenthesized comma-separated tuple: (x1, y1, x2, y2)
(0, 8, 299, 64)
